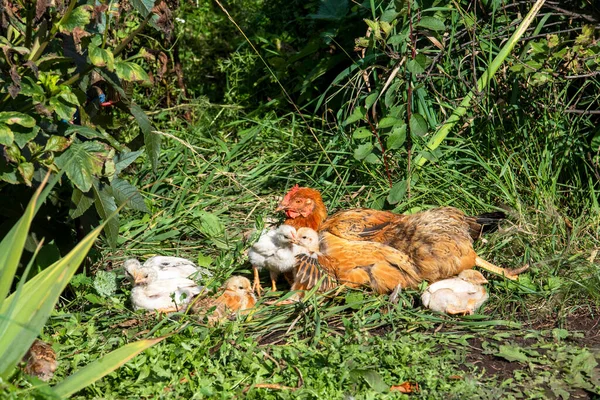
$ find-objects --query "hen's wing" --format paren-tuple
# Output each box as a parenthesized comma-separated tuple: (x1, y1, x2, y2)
(320, 208, 401, 241)
(292, 254, 337, 292)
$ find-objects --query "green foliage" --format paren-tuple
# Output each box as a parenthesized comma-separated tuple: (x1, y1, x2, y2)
(0, 0, 173, 249)
(0, 175, 163, 396)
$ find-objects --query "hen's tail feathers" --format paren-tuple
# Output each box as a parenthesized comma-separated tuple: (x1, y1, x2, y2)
(475, 257, 529, 280)
(469, 211, 507, 239)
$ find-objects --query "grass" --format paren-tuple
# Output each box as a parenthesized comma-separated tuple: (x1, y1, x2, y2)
(5, 99, 598, 398)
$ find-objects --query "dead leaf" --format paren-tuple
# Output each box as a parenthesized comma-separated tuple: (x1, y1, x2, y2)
(36, 0, 48, 20)
(390, 381, 419, 393)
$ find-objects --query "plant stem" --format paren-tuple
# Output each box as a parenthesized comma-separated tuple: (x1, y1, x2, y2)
(412, 0, 547, 169)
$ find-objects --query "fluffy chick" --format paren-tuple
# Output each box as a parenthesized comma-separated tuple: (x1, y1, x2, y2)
(188, 276, 256, 324)
(421, 270, 489, 315)
(124, 256, 212, 285)
(131, 277, 203, 313)
(22, 339, 57, 382)
(248, 225, 303, 293)
(291, 227, 338, 293)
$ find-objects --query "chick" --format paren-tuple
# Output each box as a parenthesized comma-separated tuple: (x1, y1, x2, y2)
(291, 227, 338, 293)
(188, 276, 256, 324)
(248, 225, 303, 293)
(124, 256, 212, 285)
(130, 277, 203, 313)
(22, 339, 57, 382)
(421, 270, 489, 315)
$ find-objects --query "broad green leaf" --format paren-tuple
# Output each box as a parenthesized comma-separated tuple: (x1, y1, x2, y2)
(49, 96, 77, 121)
(115, 150, 143, 174)
(407, 59, 425, 74)
(0, 112, 36, 128)
(387, 125, 406, 149)
(409, 113, 428, 137)
(130, 104, 160, 171)
(343, 107, 366, 126)
(130, 0, 155, 17)
(115, 61, 151, 82)
(496, 345, 529, 363)
(93, 183, 119, 249)
(387, 180, 407, 204)
(59, 6, 91, 33)
(364, 153, 381, 164)
(365, 92, 378, 110)
(385, 81, 401, 108)
(70, 189, 95, 219)
(0, 197, 108, 378)
(418, 16, 446, 31)
(55, 142, 104, 192)
(378, 117, 399, 129)
(387, 34, 406, 46)
(13, 126, 39, 148)
(0, 123, 13, 146)
(352, 127, 372, 140)
(197, 252, 213, 268)
(53, 337, 166, 398)
(65, 126, 124, 150)
(111, 177, 149, 213)
(93, 270, 117, 298)
(18, 162, 34, 185)
(196, 211, 225, 238)
(0, 176, 44, 309)
(353, 143, 373, 161)
(44, 135, 71, 152)
(380, 9, 398, 23)
(89, 45, 115, 70)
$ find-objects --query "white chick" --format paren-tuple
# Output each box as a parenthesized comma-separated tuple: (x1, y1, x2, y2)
(131, 277, 203, 312)
(248, 225, 305, 293)
(421, 270, 489, 315)
(124, 256, 212, 285)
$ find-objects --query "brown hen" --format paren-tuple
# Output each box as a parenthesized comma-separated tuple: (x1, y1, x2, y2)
(278, 186, 527, 294)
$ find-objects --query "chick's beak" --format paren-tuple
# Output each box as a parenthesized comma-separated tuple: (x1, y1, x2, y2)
(133, 273, 146, 285)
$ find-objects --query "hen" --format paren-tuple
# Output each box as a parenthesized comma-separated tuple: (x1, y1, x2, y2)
(187, 276, 256, 324)
(421, 270, 489, 315)
(248, 225, 303, 293)
(277, 185, 527, 294)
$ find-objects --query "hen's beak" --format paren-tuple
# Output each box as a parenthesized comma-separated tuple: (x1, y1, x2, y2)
(275, 203, 287, 212)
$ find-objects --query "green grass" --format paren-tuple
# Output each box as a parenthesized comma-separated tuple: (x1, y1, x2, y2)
(5, 101, 598, 398)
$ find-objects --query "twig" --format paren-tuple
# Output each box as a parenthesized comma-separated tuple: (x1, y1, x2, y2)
(405, 1, 417, 198)
(564, 109, 600, 114)
(365, 117, 393, 188)
(243, 383, 297, 393)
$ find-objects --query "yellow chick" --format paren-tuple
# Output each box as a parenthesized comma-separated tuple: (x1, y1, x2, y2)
(188, 276, 256, 324)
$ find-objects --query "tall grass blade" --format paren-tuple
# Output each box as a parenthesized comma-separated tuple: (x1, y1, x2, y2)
(412, 0, 547, 168)
(53, 337, 166, 398)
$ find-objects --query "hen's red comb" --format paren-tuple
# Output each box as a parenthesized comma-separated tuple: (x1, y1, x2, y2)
(282, 184, 300, 204)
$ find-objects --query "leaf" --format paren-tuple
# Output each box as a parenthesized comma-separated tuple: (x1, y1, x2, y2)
(130, 0, 156, 17)
(0, 190, 108, 378)
(308, 0, 349, 21)
(18, 162, 34, 185)
(0, 112, 36, 128)
(380, 10, 398, 23)
(0, 124, 14, 146)
(70, 189, 94, 219)
(49, 96, 77, 121)
(345, 292, 364, 309)
(44, 135, 71, 152)
(387, 125, 406, 149)
(378, 117, 399, 129)
(130, 103, 160, 171)
(111, 177, 149, 213)
(114, 150, 143, 174)
(53, 337, 165, 398)
(350, 369, 388, 393)
(365, 92, 378, 110)
(196, 252, 213, 268)
(93, 270, 117, 298)
(93, 183, 119, 249)
(387, 180, 407, 204)
(353, 143, 373, 161)
(343, 107, 366, 126)
(60, 6, 91, 33)
(55, 142, 104, 192)
(409, 113, 428, 137)
(384, 81, 401, 108)
(418, 16, 446, 31)
(390, 382, 419, 393)
(88, 45, 115, 70)
(496, 345, 529, 363)
(407, 59, 425, 74)
(196, 211, 224, 238)
(13, 126, 39, 148)
(352, 127, 372, 140)
(115, 61, 151, 82)
(364, 153, 381, 164)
